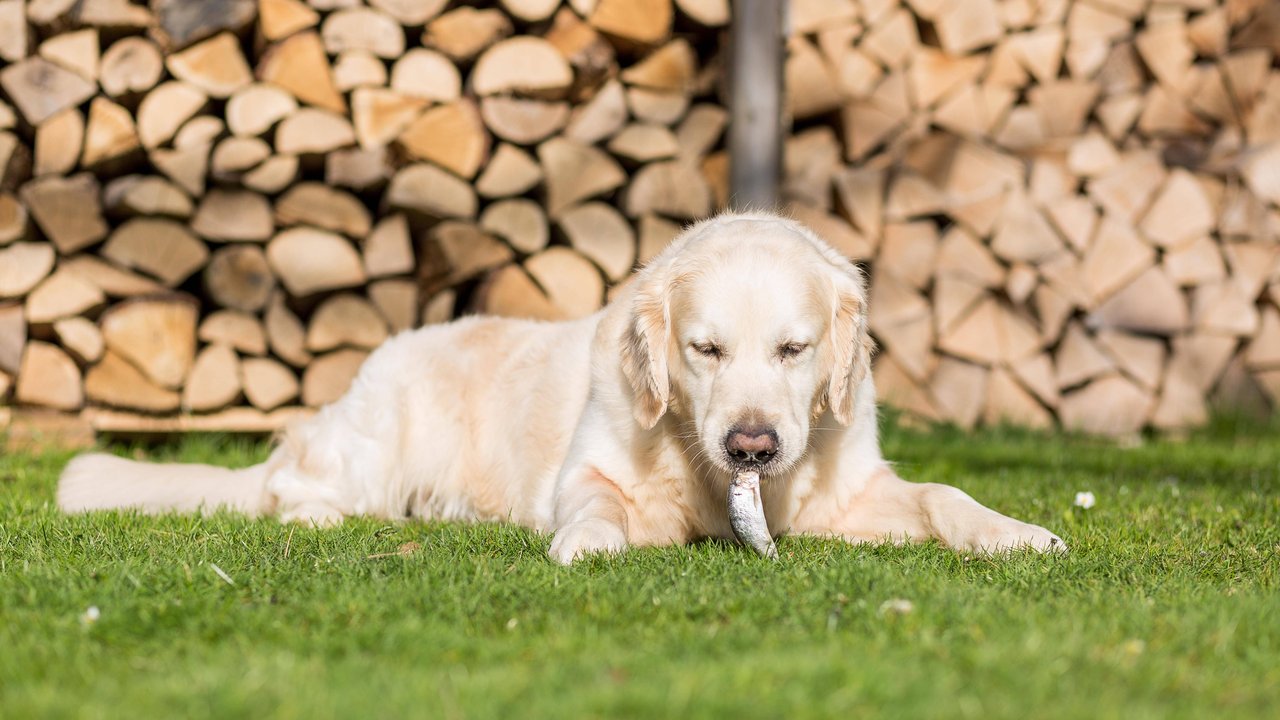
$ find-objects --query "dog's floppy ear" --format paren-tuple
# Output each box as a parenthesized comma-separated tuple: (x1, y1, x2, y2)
(826, 264, 875, 426)
(620, 274, 670, 429)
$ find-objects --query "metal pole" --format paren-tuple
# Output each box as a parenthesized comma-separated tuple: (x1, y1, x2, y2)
(728, 0, 784, 211)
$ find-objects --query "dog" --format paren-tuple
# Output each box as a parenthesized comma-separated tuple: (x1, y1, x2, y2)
(58, 212, 1065, 563)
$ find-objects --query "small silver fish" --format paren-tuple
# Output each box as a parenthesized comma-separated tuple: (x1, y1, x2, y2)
(727, 470, 778, 559)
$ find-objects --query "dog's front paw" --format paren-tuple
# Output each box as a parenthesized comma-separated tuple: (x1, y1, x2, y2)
(971, 520, 1067, 554)
(549, 519, 628, 565)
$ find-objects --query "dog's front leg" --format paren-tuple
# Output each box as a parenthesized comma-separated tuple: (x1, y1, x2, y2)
(548, 467, 630, 564)
(835, 468, 1066, 553)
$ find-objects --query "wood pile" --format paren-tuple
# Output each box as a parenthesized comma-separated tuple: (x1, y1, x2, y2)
(0, 0, 1277, 438)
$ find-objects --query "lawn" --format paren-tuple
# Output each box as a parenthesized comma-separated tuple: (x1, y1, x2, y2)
(1, 416, 1278, 719)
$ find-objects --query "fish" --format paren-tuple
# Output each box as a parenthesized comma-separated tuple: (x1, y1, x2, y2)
(727, 470, 778, 559)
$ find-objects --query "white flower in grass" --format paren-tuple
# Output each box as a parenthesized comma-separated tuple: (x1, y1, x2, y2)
(81, 606, 100, 625)
(879, 598, 914, 616)
(1074, 491, 1096, 510)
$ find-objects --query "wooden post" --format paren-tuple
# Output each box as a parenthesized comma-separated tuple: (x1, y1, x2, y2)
(728, 0, 783, 210)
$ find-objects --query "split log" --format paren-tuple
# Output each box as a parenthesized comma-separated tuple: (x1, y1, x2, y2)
(608, 123, 679, 163)
(1095, 330, 1166, 391)
(33, 108, 83, 178)
(259, 0, 319, 41)
(166, 32, 252, 98)
(525, 247, 606, 319)
(205, 245, 275, 312)
(151, 0, 254, 50)
(0, 192, 26, 245)
(423, 7, 512, 62)
(626, 87, 690, 125)
(199, 310, 267, 355)
(473, 37, 573, 98)
(265, 292, 312, 368)
(1058, 375, 1153, 437)
(636, 213, 681, 265)
(242, 155, 298, 194)
(352, 87, 427, 149)
(103, 176, 192, 218)
(389, 48, 462, 102)
(226, 83, 298, 136)
(474, 264, 563, 321)
(545, 7, 616, 89)
(333, 51, 388, 92)
(101, 218, 209, 286)
(26, 268, 105, 325)
(326, 146, 390, 190)
(422, 289, 456, 325)
(210, 137, 271, 179)
(386, 163, 477, 220)
(85, 350, 180, 413)
(258, 31, 346, 113)
(675, 104, 728, 161)
(53, 316, 104, 364)
(502, 0, 559, 23)
(398, 100, 490, 179)
(191, 190, 274, 242)
(183, 344, 241, 412)
(0, 0, 27, 63)
(16, 341, 83, 410)
(241, 357, 298, 411)
(61, 255, 164, 298)
(565, 79, 628, 144)
(321, 7, 404, 59)
(480, 97, 570, 146)
(149, 144, 208, 197)
(476, 143, 543, 199)
(368, 279, 417, 333)
(0, 302, 23, 374)
(557, 202, 636, 281)
(589, 0, 673, 47)
(306, 294, 389, 352)
(929, 358, 988, 429)
(625, 160, 711, 219)
(480, 199, 549, 255)
(302, 349, 368, 407)
(274, 182, 371, 238)
(432, 221, 514, 284)
(369, 0, 448, 26)
(0, 242, 56, 299)
(538, 138, 627, 217)
(0, 57, 96, 125)
(363, 214, 415, 278)
(100, 297, 198, 388)
(100, 37, 164, 97)
(136, 81, 207, 149)
(275, 108, 355, 155)
(267, 227, 367, 296)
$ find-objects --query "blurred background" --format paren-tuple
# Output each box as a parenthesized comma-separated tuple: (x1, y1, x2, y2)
(0, 0, 1277, 441)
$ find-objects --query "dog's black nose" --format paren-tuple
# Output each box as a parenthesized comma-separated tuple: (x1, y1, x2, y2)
(725, 425, 779, 465)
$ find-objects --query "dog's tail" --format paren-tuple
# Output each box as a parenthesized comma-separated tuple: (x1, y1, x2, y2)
(57, 453, 272, 516)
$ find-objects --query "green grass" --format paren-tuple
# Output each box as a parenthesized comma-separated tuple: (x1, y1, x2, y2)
(2, 416, 1278, 719)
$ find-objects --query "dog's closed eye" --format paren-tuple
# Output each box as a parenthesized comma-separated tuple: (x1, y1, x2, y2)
(778, 342, 809, 360)
(690, 341, 723, 359)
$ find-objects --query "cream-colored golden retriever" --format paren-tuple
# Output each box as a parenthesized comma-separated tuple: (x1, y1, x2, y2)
(59, 212, 1064, 562)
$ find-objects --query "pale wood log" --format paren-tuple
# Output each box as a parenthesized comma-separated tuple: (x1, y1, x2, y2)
(1088, 267, 1189, 335)
(991, 191, 1065, 263)
(1245, 306, 1280, 370)
(556, 202, 635, 281)
(934, 226, 1005, 287)
(0, 302, 22, 374)
(149, 144, 207, 197)
(909, 49, 987, 111)
(873, 352, 940, 422)
(1151, 369, 1208, 431)
(227, 83, 297, 136)
(175, 116, 229, 147)
(265, 292, 311, 368)
(937, 297, 1040, 366)
(564, 79, 627, 144)
(608, 123, 679, 164)
(538, 138, 626, 217)
(151, 0, 254, 50)
(333, 50, 387, 92)
(1081, 216, 1155, 303)
(275, 108, 355, 155)
(1139, 169, 1215, 249)
(545, 6, 615, 87)
(241, 356, 298, 411)
(932, 275, 986, 338)
(322, 7, 403, 58)
(983, 368, 1053, 429)
(622, 38, 696, 94)
(199, 309, 266, 355)
(258, 31, 345, 113)
(479, 97, 570, 146)
(884, 173, 947, 221)
(0, 57, 96, 125)
(1055, 322, 1114, 389)
(20, 174, 108, 253)
(267, 227, 366, 296)
(16, 341, 82, 410)
(626, 87, 690, 125)
(832, 166, 885, 240)
(862, 9, 919, 69)
(204, 245, 275, 312)
(636, 213, 681, 266)
(1241, 143, 1280, 207)
(421, 289, 456, 325)
(166, 32, 251, 98)
(351, 87, 427, 149)
(675, 104, 727, 161)
(183, 344, 241, 412)
(878, 222, 938, 290)
(1059, 375, 1153, 436)
(363, 214, 414, 278)
(1168, 334, 1238, 394)
(480, 199, 549, 255)
(933, 0, 1001, 54)
(0, 367, 9, 401)
(99, 36, 163, 97)
(259, 0, 319, 40)
(473, 37, 573, 99)
(387, 163, 478, 219)
(501, 0, 558, 22)
(474, 264, 563, 321)
(880, 312, 935, 381)
(61, 255, 164, 298)
(399, 100, 489, 179)
(0, 242, 55, 299)
(1223, 242, 1279, 298)
(476, 143, 543, 199)
(1163, 236, 1226, 287)
(33, 108, 83, 178)
(787, 206, 873, 262)
(369, 0, 447, 25)
(326, 147, 389, 190)
(1136, 84, 1211, 137)
(1096, 93, 1143, 141)
(1086, 150, 1166, 222)
(1044, 196, 1098, 254)
(928, 357, 987, 429)
(589, 0, 672, 47)
(39, 28, 98, 81)
(625, 160, 710, 219)
(433, 221, 514, 284)
(0, 132, 25, 188)
(675, 0, 727, 25)
(242, 155, 298, 194)
(137, 81, 208, 150)
(1010, 26, 1063, 84)
(1192, 280, 1259, 337)
(100, 297, 198, 388)
(0, 0, 27, 63)
(210, 137, 270, 179)
(0, 192, 26, 245)
(389, 48, 462, 102)
(306, 294, 388, 352)
(103, 176, 192, 218)
(868, 271, 931, 333)
(85, 350, 179, 413)
(274, 182, 371, 238)
(100, 218, 208, 286)
(191, 189, 274, 242)
(84, 407, 313, 434)
(422, 7, 511, 62)
(1094, 329, 1166, 391)
(368, 278, 417, 333)
(302, 349, 368, 407)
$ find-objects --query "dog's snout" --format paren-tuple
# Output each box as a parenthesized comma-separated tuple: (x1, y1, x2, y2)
(725, 425, 779, 466)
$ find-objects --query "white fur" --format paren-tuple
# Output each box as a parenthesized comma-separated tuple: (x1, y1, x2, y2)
(57, 212, 1064, 561)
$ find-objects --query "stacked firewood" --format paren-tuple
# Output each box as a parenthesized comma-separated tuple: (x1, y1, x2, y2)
(0, 0, 1278, 437)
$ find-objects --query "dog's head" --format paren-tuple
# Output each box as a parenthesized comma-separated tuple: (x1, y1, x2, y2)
(620, 214, 874, 476)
